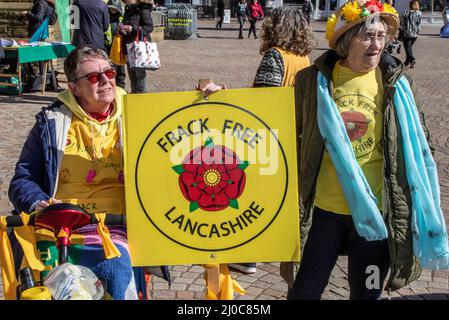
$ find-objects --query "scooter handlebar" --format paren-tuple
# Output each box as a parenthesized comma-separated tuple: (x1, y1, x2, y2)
(4, 213, 125, 227)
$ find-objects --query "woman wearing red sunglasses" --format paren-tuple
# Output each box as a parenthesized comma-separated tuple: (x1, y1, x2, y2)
(8, 46, 142, 300)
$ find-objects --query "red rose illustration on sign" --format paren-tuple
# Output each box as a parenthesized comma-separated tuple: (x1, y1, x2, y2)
(172, 138, 248, 212)
(341, 110, 370, 141)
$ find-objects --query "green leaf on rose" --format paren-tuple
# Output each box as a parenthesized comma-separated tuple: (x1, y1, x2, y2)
(238, 160, 250, 170)
(190, 201, 200, 212)
(171, 165, 184, 174)
(229, 199, 239, 209)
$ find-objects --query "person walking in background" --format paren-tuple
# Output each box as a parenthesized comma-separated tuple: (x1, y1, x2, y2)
(216, 0, 225, 29)
(246, 0, 264, 39)
(254, 6, 315, 87)
(234, 0, 247, 39)
(106, 0, 126, 90)
(302, 0, 313, 24)
(72, 0, 110, 50)
(121, 0, 153, 93)
(400, 0, 422, 68)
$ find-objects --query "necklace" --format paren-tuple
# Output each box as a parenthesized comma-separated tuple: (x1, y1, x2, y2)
(86, 114, 111, 183)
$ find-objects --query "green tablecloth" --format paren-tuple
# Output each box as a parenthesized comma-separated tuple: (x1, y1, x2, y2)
(4, 44, 75, 64)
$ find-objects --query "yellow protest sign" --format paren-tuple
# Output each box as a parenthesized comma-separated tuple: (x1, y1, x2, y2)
(124, 87, 299, 266)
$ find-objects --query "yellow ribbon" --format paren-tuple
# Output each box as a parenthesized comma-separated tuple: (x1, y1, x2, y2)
(0, 216, 19, 300)
(13, 213, 49, 272)
(94, 213, 121, 259)
(203, 264, 246, 300)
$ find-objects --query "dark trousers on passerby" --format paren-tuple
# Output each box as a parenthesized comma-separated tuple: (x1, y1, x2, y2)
(287, 207, 390, 300)
(216, 15, 224, 29)
(115, 64, 126, 89)
(248, 19, 257, 38)
(126, 63, 148, 93)
(238, 16, 245, 39)
(402, 36, 417, 66)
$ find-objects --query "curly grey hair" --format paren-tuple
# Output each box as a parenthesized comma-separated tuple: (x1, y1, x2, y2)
(259, 6, 316, 56)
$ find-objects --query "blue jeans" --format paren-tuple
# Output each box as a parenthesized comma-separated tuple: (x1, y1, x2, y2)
(287, 207, 390, 300)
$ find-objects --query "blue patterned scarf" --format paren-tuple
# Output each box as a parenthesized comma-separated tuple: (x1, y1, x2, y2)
(317, 71, 449, 269)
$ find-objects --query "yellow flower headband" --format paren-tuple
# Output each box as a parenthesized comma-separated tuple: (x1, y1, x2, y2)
(326, 0, 399, 46)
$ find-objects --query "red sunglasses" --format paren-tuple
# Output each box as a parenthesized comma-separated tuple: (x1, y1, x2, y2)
(75, 68, 116, 84)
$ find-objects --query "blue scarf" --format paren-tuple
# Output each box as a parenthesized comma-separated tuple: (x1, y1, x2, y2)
(317, 71, 449, 269)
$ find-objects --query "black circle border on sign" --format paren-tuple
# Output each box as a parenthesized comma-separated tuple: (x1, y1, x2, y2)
(135, 102, 289, 251)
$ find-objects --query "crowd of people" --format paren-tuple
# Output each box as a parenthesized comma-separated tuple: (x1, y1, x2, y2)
(5, 0, 447, 300)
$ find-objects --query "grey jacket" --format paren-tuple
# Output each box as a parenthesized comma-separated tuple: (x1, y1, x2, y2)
(401, 9, 422, 38)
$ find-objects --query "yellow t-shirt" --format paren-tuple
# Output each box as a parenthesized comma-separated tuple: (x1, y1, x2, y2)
(314, 61, 384, 215)
(55, 112, 125, 214)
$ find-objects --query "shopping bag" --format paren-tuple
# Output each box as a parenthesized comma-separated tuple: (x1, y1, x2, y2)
(109, 33, 126, 66)
(126, 28, 161, 71)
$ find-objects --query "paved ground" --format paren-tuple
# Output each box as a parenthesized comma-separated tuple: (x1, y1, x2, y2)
(1, 19, 449, 300)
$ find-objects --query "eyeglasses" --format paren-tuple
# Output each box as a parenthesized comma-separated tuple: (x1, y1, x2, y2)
(358, 34, 387, 45)
(74, 68, 116, 84)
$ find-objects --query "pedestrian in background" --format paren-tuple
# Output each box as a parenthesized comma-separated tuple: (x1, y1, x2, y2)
(246, 0, 264, 39)
(254, 6, 314, 87)
(302, 0, 313, 24)
(400, 0, 422, 68)
(234, 0, 247, 39)
(106, 0, 127, 90)
(216, 0, 225, 29)
(121, 0, 153, 93)
(72, 0, 110, 50)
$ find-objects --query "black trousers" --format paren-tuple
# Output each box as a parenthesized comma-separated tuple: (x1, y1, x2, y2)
(115, 64, 126, 89)
(287, 207, 390, 300)
(248, 19, 257, 38)
(402, 36, 417, 65)
(216, 15, 224, 29)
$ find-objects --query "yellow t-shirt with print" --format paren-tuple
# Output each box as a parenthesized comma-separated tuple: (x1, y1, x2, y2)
(314, 61, 384, 215)
(55, 112, 125, 215)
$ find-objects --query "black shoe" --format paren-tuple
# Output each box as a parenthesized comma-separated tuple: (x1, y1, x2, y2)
(254, 36, 258, 39)
(410, 61, 416, 69)
(228, 263, 257, 274)
(238, 35, 243, 39)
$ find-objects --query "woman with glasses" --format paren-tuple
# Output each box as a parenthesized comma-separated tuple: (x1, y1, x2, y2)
(9, 46, 137, 299)
(280, 0, 443, 300)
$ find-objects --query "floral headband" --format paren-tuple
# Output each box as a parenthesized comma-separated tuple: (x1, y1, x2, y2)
(326, 0, 399, 46)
